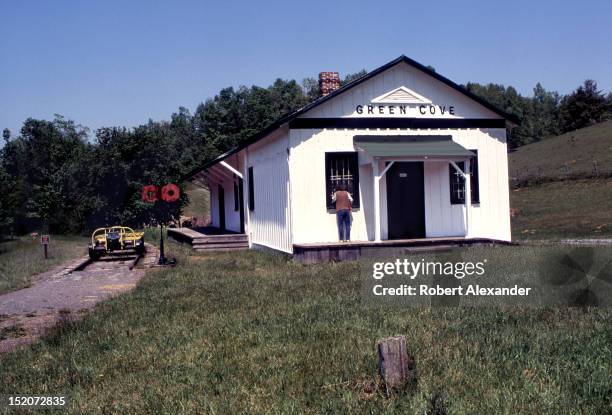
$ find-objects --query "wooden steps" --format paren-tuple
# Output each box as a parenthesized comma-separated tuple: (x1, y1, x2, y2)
(192, 234, 248, 244)
(168, 227, 249, 252)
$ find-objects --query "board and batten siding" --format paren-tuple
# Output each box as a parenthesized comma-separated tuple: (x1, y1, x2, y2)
(244, 127, 293, 253)
(287, 60, 510, 244)
(289, 128, 511, 244)
(208, 58, 512, 253)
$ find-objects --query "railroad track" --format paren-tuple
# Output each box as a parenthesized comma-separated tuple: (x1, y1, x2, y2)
(75, 252, 142, 272)
(61, 243, 159, 275)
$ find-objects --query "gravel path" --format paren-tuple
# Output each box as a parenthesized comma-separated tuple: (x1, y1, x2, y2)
(0, 244, 158, 353)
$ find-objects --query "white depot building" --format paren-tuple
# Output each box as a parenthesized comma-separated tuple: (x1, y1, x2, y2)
(184, 55, 514, 260)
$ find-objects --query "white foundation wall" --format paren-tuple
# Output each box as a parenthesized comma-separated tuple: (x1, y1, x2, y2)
(288, 128, 511, 244)
(245, 128, 293, 253)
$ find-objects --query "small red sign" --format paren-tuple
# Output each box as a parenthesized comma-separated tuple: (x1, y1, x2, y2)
(141, 185, 159, 203)
(161, 184, 180, 202)
(41, 235, 50, 245)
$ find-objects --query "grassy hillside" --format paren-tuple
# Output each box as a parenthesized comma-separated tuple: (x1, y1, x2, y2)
(1, 246, 609, 413)
(509, 120, 612, 185)
(511, 179, 612, 239)
(509, 121, 612, 239)
(182, 181, 210, 218)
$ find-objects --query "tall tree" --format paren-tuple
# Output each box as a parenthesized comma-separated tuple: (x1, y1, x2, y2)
(524, 83, 560, 142)
(559, 80, 609, 132)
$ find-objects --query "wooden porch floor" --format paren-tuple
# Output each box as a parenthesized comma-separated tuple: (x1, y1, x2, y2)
(167, 227, 249, 252)
(293, 237, 510, 263)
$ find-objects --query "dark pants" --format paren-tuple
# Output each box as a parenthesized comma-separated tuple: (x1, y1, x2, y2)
(336, 209, 351, 241)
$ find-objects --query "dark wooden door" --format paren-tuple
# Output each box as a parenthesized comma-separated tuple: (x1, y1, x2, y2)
(218, 184, 226, 231)
(386, 162, 425, 239)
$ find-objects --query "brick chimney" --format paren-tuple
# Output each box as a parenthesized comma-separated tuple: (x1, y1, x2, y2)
(319, 72, 341, 96)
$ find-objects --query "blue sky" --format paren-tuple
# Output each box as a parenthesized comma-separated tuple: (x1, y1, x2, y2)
(1, 0, 610, 137)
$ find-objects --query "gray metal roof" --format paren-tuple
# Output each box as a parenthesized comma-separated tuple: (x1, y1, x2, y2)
(353, 135, 475, 158)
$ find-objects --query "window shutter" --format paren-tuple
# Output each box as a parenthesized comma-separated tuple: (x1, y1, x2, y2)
(233, 182, 239, 211)
(248, 167, 255, 211)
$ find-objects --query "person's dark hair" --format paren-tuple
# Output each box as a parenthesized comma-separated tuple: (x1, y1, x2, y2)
(337, 183, 347, 191)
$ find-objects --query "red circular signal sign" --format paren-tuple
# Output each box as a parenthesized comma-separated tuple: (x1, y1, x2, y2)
(141, 185, 159, 203)
(161, 184, 180, 202)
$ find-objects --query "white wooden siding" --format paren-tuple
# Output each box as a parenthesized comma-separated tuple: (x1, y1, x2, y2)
(289, 128, 511, 244)
(209, 59, 512, 252)
(245, 128, 293, 253)
(304, 61, 500, 120)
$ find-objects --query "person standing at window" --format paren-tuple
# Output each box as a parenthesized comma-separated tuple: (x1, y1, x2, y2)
(332, 183, 353, 242)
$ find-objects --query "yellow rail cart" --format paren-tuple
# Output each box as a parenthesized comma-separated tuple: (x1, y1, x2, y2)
(88, 226, 145, 260)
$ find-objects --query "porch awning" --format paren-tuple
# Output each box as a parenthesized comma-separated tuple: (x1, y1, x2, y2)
(354, 135, 475, 158)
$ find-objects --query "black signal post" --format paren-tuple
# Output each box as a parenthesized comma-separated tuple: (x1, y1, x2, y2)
(141, 184, 179, 267)
(158, 223, 167, 265)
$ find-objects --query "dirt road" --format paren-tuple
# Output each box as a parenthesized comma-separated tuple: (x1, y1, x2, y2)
(0, 245, 158, 353)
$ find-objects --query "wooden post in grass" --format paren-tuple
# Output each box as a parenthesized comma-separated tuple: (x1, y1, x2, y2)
(40, 235, 50, 259)
(377, 335, 415, 396)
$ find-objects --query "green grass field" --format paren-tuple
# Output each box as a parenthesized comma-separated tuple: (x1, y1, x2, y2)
(510, 178, 612, 240)
(0, 235, 87, 294)
(509, 120, 612, 184)
(1, 244, 609, 414)
(508, 121, 612, 240)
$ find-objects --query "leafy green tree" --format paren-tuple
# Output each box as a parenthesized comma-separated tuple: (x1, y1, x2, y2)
(342, 70, 367, 86)
(465, 82, 532, 147)
(17, 116, 92, 233)
(520, 83, 560, 142)
(0, 163, 16, 236)
(559, 80, 609, 132)
(302, 77, 320, 101)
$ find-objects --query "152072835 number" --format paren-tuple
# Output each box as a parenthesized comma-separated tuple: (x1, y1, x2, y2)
(5, 396, 67, 407)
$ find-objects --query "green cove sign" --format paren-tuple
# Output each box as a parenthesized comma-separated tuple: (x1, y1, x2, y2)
(355, 104, 456, 116)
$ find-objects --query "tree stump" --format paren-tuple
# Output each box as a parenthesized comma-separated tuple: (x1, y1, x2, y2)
(377, 335, 415, 395)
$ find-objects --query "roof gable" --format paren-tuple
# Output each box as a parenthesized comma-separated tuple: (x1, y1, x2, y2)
(184, 55, 516, 180)
(371, 86, 432, 105)
(298, 55, 517, 122)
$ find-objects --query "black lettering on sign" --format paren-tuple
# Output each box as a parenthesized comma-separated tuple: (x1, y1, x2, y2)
(355, 103, 457, 116)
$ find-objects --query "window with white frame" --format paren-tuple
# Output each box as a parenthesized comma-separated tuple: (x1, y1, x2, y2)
(449, 150, 479, 204)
